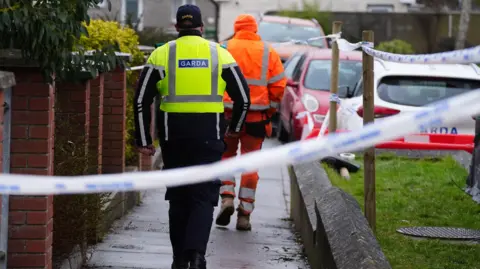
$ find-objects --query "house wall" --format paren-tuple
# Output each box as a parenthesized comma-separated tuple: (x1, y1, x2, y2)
(88, 0, 217, 35)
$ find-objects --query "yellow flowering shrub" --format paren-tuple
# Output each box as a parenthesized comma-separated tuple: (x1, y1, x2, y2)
(77, 19, 145, 166)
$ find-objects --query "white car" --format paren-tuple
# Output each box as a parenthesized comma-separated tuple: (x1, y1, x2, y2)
(337, 58, 480, 135)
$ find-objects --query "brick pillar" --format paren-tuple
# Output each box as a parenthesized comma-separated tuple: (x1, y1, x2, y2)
(138, 104, 155, 171)
(102, 68, 126, 174)
(88, 75, 104, 174)
(7, 68, 54, 269)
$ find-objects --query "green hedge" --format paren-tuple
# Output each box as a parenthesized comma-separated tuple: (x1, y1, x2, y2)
(376, 39, 415, 54)
(76, 20, 144, 166)
(278, 1, 332, 35)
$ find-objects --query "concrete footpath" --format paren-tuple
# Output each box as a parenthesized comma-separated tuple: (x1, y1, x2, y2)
(86, 139, 308, 269)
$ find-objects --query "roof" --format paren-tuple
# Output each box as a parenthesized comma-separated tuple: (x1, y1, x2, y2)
(272, 44, 319, 56)
(260, 15, 317, 27)
(373, 59, 480, 80)
(303, 48, 363, 60)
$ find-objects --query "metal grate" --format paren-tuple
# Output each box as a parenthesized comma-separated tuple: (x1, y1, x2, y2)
(397, 227, 480, 240)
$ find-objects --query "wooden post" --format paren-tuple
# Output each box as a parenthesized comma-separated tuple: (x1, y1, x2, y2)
(362, 30, 376, 233)
(328, 21, 342, 133)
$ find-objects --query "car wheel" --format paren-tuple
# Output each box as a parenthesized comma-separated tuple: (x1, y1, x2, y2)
(277, 117, 289, 143)
(270, 113, 279, 138)
(288, 116, 295, 142)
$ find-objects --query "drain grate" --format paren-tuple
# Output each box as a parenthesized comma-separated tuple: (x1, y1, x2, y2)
(397, 227, 480, 240)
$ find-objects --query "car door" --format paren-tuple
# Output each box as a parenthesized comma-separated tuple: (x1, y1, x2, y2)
(280, 53, 303, 126)
(286, 54, 308, 133)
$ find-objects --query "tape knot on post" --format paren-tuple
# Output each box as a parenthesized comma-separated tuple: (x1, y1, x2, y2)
(328, 32, 342, 42)
(361, 41, 374, 48)
(329, 94, 341, 104)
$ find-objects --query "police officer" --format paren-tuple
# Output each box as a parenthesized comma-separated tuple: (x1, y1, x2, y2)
(134, 4, 251, 269)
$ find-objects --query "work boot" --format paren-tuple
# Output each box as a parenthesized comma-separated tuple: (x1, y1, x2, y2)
(215, 196, 234, 226)
(171, 255, 188, 269)
(189, 251, 207, 269)
(236, 208, 252, 231)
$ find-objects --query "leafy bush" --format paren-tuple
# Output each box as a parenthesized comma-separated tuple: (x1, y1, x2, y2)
(278, 0, 332, 36)
(376, 39, 415, 54)
(0, 0, 121, 82)
(53, 103, 111, 266)
(137, 27, 176, 46)
(76, 19, 144, 166)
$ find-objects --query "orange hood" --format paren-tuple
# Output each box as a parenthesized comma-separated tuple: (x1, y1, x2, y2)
(234, 14, 258, 33)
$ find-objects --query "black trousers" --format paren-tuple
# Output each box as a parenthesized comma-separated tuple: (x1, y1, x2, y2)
(161, 139, 225, 257)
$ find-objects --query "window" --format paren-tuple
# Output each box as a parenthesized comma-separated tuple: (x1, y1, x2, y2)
(377, 76, 480, 107)
(353, 78, 363, 97)
(257, 21, 326, 48)
(292, 55, 307, 82)
(121, 0, 143, 31)
(172, 0, 197, 22)
(366, 4, 394, 12)
(97, 0, 108, 8)
(126, 0, 139, 23)
(284, 54, 302, 79)
(303, 60, 363, 95)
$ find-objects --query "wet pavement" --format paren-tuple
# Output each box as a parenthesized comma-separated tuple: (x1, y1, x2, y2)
(86, 139, 308, 269)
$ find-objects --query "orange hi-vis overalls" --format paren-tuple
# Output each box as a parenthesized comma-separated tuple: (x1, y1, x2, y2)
(221, 15, 287, 215)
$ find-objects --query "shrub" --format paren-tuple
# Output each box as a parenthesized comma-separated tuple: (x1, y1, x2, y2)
(278, 0, 332, 36)
(137, 27, 176, 46)
(376, 39, 415, 54)
(76, 19, 145, 166)
(53, 104, 111, 266)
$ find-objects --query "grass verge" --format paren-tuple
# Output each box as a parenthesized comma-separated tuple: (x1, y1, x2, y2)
(324, 153, 480, 269)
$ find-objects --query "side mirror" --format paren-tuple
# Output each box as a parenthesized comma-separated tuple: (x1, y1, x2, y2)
(337, 85, 351, 98)
(286, 79, 299, 88)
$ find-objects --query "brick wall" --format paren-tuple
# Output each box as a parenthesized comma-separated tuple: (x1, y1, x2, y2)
(0, 62, 130, 268)
(7, 68, 55, 269)
(102, 68, 126, 174)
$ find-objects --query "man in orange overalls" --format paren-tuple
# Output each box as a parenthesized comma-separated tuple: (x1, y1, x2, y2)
(216, 14, 287, 231)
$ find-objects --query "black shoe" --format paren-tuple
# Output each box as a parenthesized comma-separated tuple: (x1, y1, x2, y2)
(171, 255, 189, 269)
(189, 252, 206, 269)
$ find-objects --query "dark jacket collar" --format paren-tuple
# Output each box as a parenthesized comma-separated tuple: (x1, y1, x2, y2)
(178, 30, 202, 38)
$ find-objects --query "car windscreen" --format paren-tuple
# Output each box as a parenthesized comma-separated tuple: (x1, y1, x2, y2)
(377, 76, 480, 107)
(257, 21, 325, 47)
(303, 60, 362, 93)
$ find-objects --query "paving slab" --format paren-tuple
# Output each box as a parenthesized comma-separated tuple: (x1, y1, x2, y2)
(86, 139, 308, 269)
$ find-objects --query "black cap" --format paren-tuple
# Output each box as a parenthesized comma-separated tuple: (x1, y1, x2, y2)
(176, 4, 203, 29)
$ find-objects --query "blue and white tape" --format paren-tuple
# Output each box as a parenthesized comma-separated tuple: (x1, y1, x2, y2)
(329, 94, 341, 103)
(0, 89, 479, 195)
(336, 38, 480, 64)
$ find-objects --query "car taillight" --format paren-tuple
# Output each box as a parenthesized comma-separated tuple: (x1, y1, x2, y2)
(356, 106, 400, 118)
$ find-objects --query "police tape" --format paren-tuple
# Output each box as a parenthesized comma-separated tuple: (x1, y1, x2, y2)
(0, 90, 480, 195)
(335, 38, 480, 64)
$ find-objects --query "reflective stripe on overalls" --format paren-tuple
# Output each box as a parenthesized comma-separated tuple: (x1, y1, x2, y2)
(222, 41, 284, 111)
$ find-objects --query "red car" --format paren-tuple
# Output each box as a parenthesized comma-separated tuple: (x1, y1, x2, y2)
(277, 48, 363, 142)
